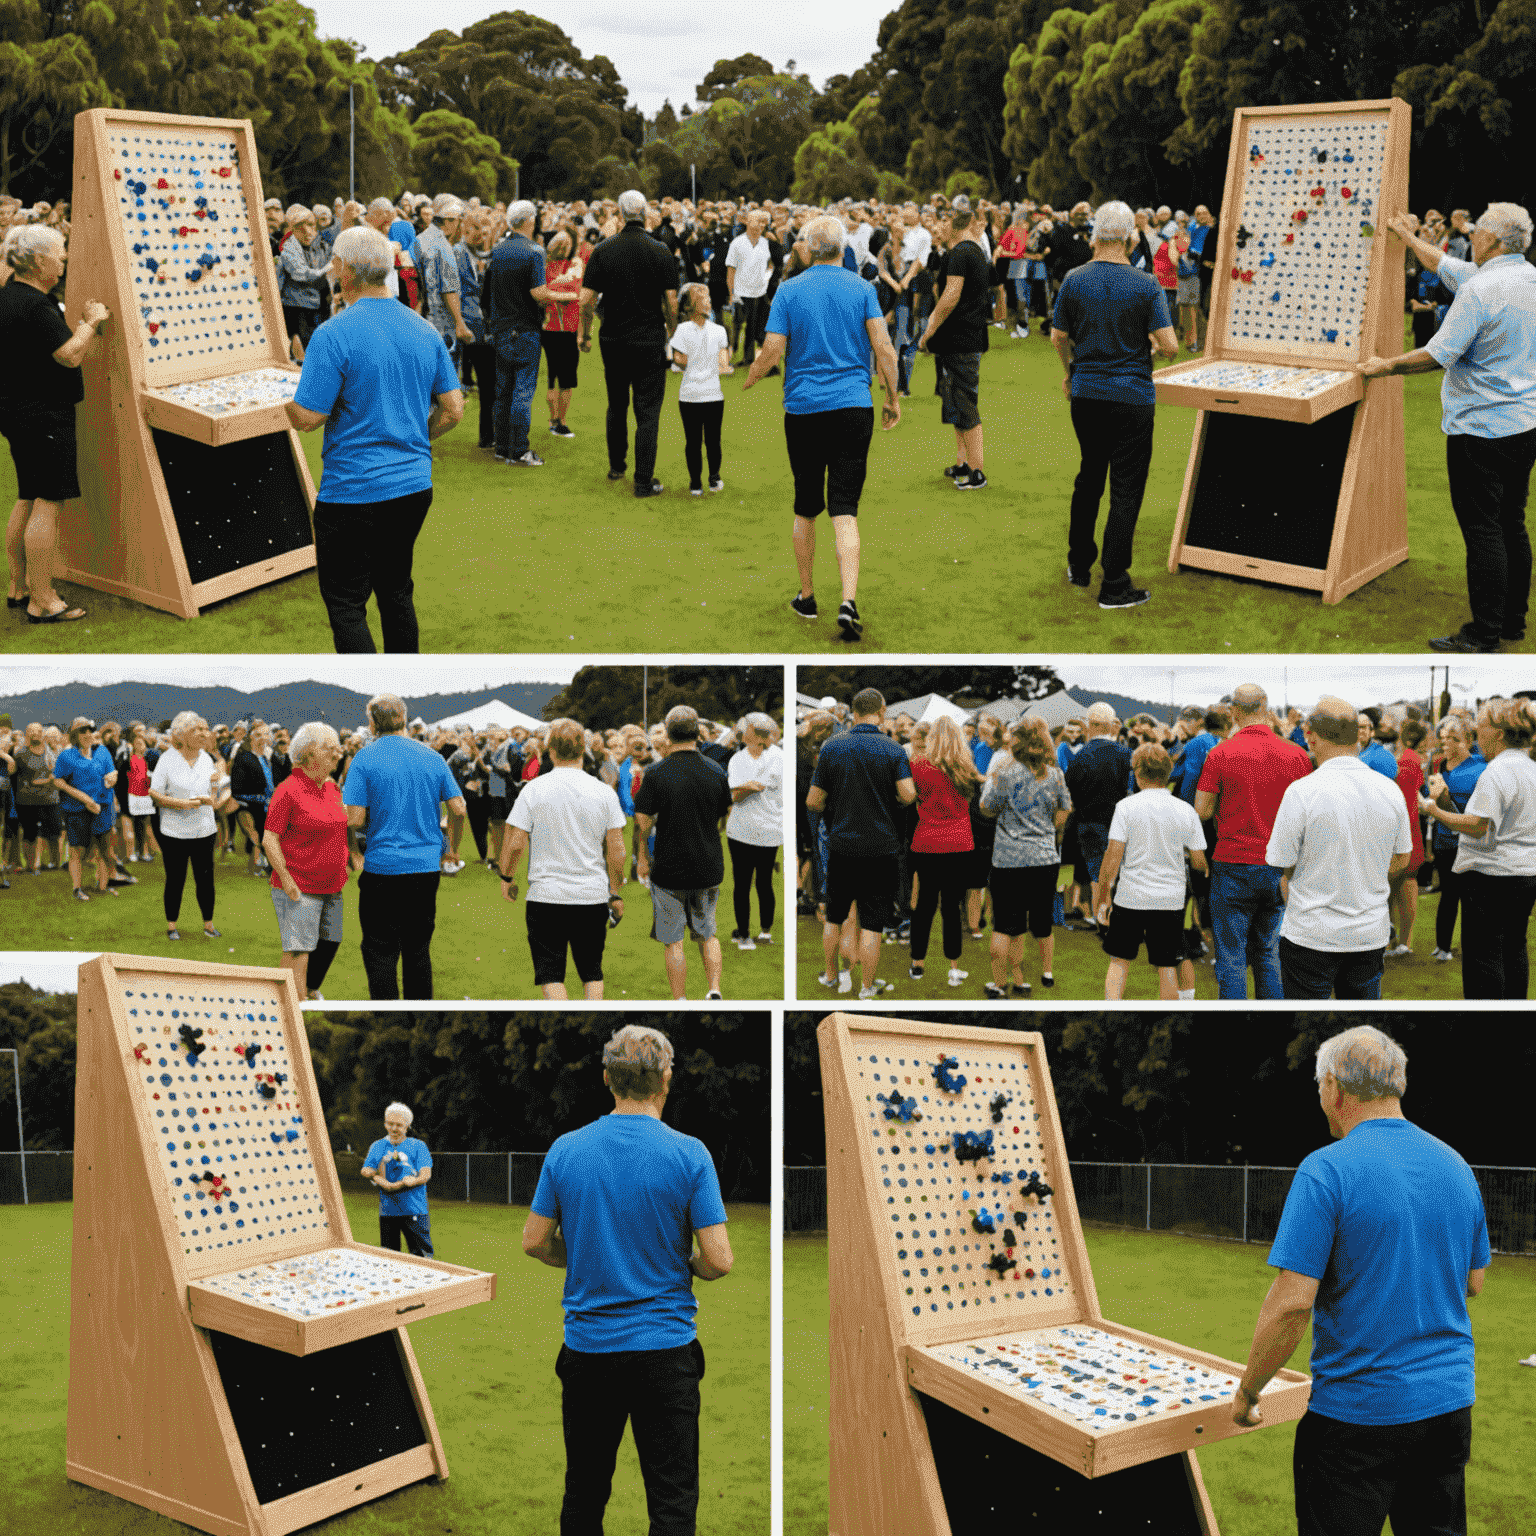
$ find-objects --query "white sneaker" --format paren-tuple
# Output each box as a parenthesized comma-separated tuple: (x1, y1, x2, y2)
(858, 986, 880, 999)
(839, 970, 853, 993)
(1432, 947, 1454, 961)
(1385, 943, 1412, 958)
(817, 971, 838, 989)
(755, 931, 773, 943)
(947, 967, 969, 987)
(737, 937, 757, 950)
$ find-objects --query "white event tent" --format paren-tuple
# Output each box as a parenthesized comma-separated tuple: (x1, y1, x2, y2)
(427, 699, 546, 734)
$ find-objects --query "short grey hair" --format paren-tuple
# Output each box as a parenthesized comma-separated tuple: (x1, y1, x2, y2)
(332, 226, 393, 286)
(169, 710, 205, 745)
(618, 189, 647, 223)
(1476, 202, 1533, 254)
(505, 199, 536, 229)
(603, 1025, 674, 1099)
(1316, 1026, 1408, 1101)
(802, 214, 846, 261)
(285, 203, 314, 227)
(432, 194, 465, 220)
(745, 711, 776, 738)
(383, 1101, 414, 1125)
(1092, 200, 1136, 244)
(290, 721, 340, 766)
(665, 704, 702, 742)
(366, 196, 397, 220)
(367, 692, 407, 734)
(6, 224, 64, 276)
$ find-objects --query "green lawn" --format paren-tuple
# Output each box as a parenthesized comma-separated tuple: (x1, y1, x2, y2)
(785, 1223, 1534, 1536)
(796, 889, 1466, 1001)
(6, 827, 782, 1001)
(1, 322, 1484, 655)
(9, 1196, 768, 1534)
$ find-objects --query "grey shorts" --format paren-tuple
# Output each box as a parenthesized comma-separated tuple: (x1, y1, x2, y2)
(1175, 276, 1201, 307)
(937, 351, 981, 432)
(649, 884, 719, 944)
(271, 886, 344, 953)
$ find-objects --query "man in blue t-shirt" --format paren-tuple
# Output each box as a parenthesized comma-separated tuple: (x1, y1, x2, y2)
(286, 225, 464, 654)
(806, 686, 916, 998)
(744, 214, 901, 644)
(343, 692, 467, 1000)
(1231, 1025, 1489, 1536)
(524, 1024, 731, 1536)
(361, 1100, 434, 1256)
(1051, 200, 1179, 611)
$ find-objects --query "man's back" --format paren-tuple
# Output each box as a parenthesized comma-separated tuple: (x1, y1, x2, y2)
(1268, 1119, 1489, 1424)
(1065, 736, 1131, 825)
(633, 751, 732, 890)
(767, 264, 882, 415)
(583, 224, 677, 348)
(1199, 724, 1313, 863)
(343, 735, 458, 874)
(813, 725, 911, 856)
(512, 769, 625, 904)
(480, 232, 544, 339)
(531, 1114, 728, 1351)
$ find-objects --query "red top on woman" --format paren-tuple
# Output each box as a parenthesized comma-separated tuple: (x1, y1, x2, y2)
(544, 258, 583, 333)
(265, 771, 350, 895)
(910, 759, 976, 854)
(1396, 751, 1426, 868)
(127, 755, 150, 796)
(1152, 242, 1177, 290)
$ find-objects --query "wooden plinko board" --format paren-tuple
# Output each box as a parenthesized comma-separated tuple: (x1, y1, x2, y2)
(68, 955, 494, 1535)
(1160, 98, 1411, 604)
(62, 109, 316, 618)
(819, 1015, 1309, 1536)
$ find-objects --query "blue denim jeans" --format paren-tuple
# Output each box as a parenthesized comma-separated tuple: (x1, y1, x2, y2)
(492, 329, 541, 457)
(891, 300, 913, 392)
(901, 294, 928, 387)
(1209, 861, 1285, 999)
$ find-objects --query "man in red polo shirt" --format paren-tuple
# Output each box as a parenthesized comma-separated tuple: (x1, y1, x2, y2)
(1194, 683, 1311, 999)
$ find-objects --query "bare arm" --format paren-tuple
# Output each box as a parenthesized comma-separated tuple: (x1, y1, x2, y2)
(427, 389, 464, 440)
(284, 401, 329, 433)
(691, 1222, 734, 1280)
(52, 316, 106, 369)
(498, 823, 528, 899)
(346, 803, 368, 830)
(919, 274, 964, 348)
(578, 287, 598, 347)
(1360, 347, 1443, 378)
(1151, 324, 1178, 359)
(604, 828, 625, 903)
(742, 332, 788, 389)
(1188, 847, 1208, 876)
(522, 1211, 567, 1268)
(634, 810, 655, 878)
(805, 785, 827, 813)
(1235, 1268, 1318, 1422)
(895, 777, 917, 806)
(866, 316, 900, 428)
(1421, 798, 1491, 838)
(1389, 214, 1445, 273)
(1193, 788, 1218, 822)
(1094, 839, 1126, 920)
(1467, 1266, 1485, 1298)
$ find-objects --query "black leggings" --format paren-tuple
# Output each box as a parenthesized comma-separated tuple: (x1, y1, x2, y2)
(728, 837, 777, 935)
(1434, 847, 1462, 952)
(161, 831, 216, 924)
(909, 849, 971, 964)
(463, 341, 497, 444)
(679, 399, 724, 487)
(464, 795, 490, 861)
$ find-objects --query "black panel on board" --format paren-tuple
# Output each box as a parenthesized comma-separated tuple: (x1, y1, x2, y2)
(151, 428, 312, 586)
(209, 1329, 427, 1504)
(917, 1392, 1207, 1533)
(1182, 408, 1355, 571)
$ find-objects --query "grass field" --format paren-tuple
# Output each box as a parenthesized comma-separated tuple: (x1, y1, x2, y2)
(0, 321, 1486, 656)
(3, 825, 782, 1000)
(795, 890, 1466, 1001)
(785, 1223, 1535, 1536)
(9, 1196, 768, 1534)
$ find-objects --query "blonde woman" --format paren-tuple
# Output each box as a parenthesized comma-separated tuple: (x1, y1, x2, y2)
(906, 716, 978, 986)
(668, 281, 733, 493)
(966, 713, 1005, 937)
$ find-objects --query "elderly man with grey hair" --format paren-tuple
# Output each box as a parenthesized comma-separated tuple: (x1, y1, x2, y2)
(1, 224, 109, 622)
(480, 197, 557, 468)
(725, 710, 784, 948)
(362, 197, 403, 297)
(1051, 198, 1178, 610)
(410, 193, 475, 355)
(1366, 203, 1536, 652)
(746, 212, 900, 642)
(287, 225, 463, 653)
(1233, 1025, 1489, 1536)
(633, 704, 735, 999)
(524, 1022, 731, 1536)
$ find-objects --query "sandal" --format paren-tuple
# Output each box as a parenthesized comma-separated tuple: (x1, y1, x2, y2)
(6, 595, 27, 609)
(27, 604, 88, 624)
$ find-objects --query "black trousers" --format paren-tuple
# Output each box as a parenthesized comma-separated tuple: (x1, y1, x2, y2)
(463, 795, 490, 861)
(1457, 868, 1536, 998)
(1067, 399, 1156, 594)
(160, 831, 216, 924)
(1279, 936, 1384, 1000)
(557, 1339, 704, 1536)
(1434, 846, 1463, 952)
(728, 836, 777, 935)
(599, 336, 666, 484)
(908, 849, 970, 963)
(313, 489, 433, 654)
(734, 293, 768, 364)
(357, 870, 441, 1000)
(679, 399, 724, 487)
(784, 408, 874, 520)
(463, 341, 497, 445)
(1293, 1405, 1471, 1536)
(378, 1213, 433, 1257)
(1446, 426, 1536, 643)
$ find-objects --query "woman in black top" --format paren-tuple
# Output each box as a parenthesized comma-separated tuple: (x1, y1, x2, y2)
(1, 226, 109, 623)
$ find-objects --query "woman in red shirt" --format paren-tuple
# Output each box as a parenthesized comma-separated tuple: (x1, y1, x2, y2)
(1388, 718, 1429, 957)
(907, 716, 979, 986)
(541, 229, 586, 439)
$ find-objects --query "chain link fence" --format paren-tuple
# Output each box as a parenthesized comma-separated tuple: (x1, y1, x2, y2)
(783, 1161, 1536, 1256)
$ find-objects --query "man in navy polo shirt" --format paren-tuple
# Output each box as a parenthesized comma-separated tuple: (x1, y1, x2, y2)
(805, 687, 915, 998)
(287, 226, 464, 654)
(481, 199, 556, 468)
(1063, 701, 1132, 929)
(524, 1024, 732, 1536)
(1231, 1025, 1488, 1536)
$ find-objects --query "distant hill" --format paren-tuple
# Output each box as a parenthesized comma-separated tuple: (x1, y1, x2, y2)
(0, 680, 565, 731)
(1065, 684, 1177, 725)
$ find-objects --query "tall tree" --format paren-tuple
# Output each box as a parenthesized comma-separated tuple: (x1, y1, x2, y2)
(409, 107, 518, 203)
(696, 53, 777, 103)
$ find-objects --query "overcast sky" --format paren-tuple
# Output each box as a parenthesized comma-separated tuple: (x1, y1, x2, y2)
(0, 657, 576, 694)
(306, 0, 889, 116)
(0, 953, 99, 993)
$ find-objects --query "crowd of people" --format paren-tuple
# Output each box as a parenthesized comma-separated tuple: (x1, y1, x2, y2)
(796, 684, 1536, 1000)
(0, 697, 783, 1002)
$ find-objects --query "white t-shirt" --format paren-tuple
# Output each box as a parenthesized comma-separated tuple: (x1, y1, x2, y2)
(1107, 789, 1205, 910)
(149, 749, 218, 839)
(1267, 755, 1413, 951)
(508, 766, 626, 905)
(669, 320, 730, 403)
(848, 221, 873, 270)
(725, 233, 771, 298)
(726, 744, 784, 847)
(901, 227, 933, 269)
(1455, 748, 1536, 876)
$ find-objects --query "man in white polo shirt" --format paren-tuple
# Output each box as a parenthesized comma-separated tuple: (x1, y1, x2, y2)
(725, 210, 775, 368)
(1266, 696, 1413, 1001)
(499, 717, 627, 999)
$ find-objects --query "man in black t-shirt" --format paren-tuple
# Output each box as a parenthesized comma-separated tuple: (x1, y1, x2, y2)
(578, 189, 679, 498)
(1064, 702, 1133, 929)
(633, 705, 734, 1000)
(919, 208, 992, 492)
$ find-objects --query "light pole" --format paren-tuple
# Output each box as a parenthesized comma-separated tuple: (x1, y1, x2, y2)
(349, 81, 356, 205)
(1, 1048, 24, 1205)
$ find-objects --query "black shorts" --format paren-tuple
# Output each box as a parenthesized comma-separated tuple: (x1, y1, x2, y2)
(2, 407, 81, 502)
(282, 305, 320, 348)
(936, 351, 982, 432)
(526, 899, 608, 986)
(824, 850, 899, 933)
(542, 330, 579, 389)
(784, 407, 873, 520)
(237, 800, 268, 852)
(486, 794, 508, 821)
(17, 803, 63, 840)
(1103, 904, 1184, 968)
(991, 863, 1059, 939)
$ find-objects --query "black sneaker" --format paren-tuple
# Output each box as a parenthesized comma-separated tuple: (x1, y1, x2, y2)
(709, 476, 724, 493)
(508, 450, 544, 467)
(837, 599, 863, 641)
(1067, 564, 1092, 590)
(549, 422, 575, 438)
(634, 478, 665, 498)
(984, 982, 1007, 999)
(955, 468, 987, 491)
(790, 593, 818, 620)
(943, 463, 969, 479)
(1010, 982, 1033, 998)
(607, 468, 627, 481)
(1099, 586, 1151, 609)
(493, 452, 509, 463)
(1428, 631, 1499, 653)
